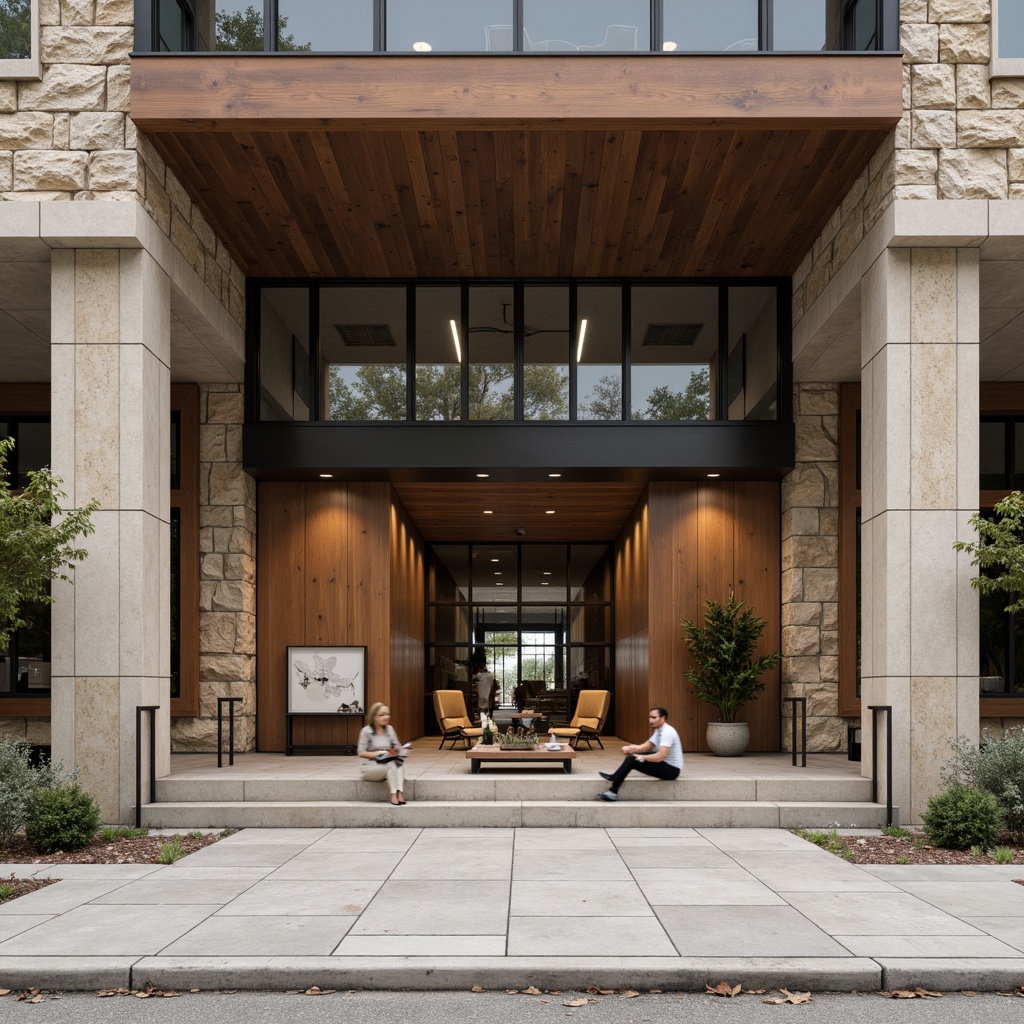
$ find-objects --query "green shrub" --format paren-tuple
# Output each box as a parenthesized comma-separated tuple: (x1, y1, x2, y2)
(100, 827, 147, 843)
(922, 784, 1003, 851)
(0, 740, 71, 846)
(23, 784, 102, 854)
(157, 839, 186, 864)
(945, 729, 1024, 843)
(991, 846, 1016, 865)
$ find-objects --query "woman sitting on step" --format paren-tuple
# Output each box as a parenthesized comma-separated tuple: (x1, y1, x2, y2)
(357, 702, 411, 805)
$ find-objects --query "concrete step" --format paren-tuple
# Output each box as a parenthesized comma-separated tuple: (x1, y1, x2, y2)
(154, 774, 874, 805)
(141, 799, 890, 830)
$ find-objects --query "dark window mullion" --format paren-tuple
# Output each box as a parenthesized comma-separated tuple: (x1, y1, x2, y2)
(264, 0, 274, 51)
(460, 284, 469, 421)
(406, 285, 415, 422)
(569, 284, 578, 421)
(375, 0, 383, 51)
(717, 286, 729, 421)
(622, 285, 631, 420)
(1006, 418, 1014, 490)
(763, 0, 772, 51)
(651, 0, 661, 51)
(514, 284, 524, 421)
(514, 0, 524, 52)
(309, 286, 320, 421)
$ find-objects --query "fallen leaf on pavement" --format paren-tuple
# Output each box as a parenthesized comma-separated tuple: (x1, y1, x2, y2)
(621, 989, 639, 998)
(706, 981, 742, 997)
(564, 998, 589, 1006)
(763, 990, 812, 1005)
(0, 990, 11, 997)
(305, 987, 335, 995)
(470, 986, 485, 993)
(521, 986, 542, 995)
(881, 989, 942, 999)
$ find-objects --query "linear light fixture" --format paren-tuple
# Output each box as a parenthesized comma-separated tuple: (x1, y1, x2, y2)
(450, 319, 462, 363)
(576, 318, 588, 363)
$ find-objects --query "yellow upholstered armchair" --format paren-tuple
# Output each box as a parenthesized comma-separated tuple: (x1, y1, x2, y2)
(549, 689, 611, 749)
(432, 689, 484, 750)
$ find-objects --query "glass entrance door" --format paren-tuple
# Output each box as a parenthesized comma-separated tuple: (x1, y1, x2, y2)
(427, 543, 613, 727)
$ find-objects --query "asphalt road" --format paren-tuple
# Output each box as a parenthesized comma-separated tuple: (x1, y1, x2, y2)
(1, 989, 1023, 1024)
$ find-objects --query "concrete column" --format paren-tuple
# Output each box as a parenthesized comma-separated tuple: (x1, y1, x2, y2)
(860, 247, 979, 824)
(50, 248, 172, 824)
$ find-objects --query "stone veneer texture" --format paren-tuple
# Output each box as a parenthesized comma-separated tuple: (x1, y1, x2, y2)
(169, 384, 256, 752)
(780, 383, 844, 752)
(0, 0, 244, 327)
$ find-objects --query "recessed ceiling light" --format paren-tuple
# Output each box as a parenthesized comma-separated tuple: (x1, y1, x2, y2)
(545, 510, 556, 514)
(319, 473, 333, 479)
(476, 473, 489, 478)
(542, 571, 552, 575)
(548, 472, 562, 478)
(496, 582, 504, 586)
(483, 510, 493, 514)
(541, 581, 549, 586)
(494, 572, 502, 576)
(707, 472, 721, 478)
(491, 558, 499, 562)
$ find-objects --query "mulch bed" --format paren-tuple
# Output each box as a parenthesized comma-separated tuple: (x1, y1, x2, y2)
(839, 832, 1024, 866)
(0, 877, 58, 906)
(0, 831, 229, 866)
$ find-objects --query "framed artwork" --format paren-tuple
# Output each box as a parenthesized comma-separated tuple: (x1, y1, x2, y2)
(287, 646, 366, 715)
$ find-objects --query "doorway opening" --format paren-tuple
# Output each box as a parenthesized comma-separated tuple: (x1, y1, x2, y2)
(426, 542, 614, 731)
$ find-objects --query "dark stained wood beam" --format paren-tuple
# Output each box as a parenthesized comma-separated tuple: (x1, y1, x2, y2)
(131, 54, 902, 133)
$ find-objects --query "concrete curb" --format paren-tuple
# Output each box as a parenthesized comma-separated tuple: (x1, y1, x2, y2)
(879, 959, 1024, 991)
(0, 957, 136, 989)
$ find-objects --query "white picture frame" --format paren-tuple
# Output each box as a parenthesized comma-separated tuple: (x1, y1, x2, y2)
(287, 645, 366, 716)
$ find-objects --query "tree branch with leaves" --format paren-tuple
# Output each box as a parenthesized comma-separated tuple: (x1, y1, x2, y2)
(0, 438, 98, 650)
(953, 491, 1024, 615)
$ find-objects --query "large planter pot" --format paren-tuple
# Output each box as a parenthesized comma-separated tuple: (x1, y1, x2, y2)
(706, 721, 749, 757)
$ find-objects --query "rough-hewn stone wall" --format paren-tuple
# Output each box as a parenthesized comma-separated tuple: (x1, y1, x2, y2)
(0, 1, 244, 327)
(781, 383, 844, 752)
(170, 384, 256, 752)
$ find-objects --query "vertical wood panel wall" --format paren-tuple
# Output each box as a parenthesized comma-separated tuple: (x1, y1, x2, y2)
(257, 481, 402, 752)
(389, 492, 426, 743)
(616, 482, 781, 753)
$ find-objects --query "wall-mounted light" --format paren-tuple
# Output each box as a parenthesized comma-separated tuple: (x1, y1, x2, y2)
(483, 510, 493, 515)
(545, 510, 556, 515)
(575, 318, 588, 363)
(476, 472, 489, 478)
(548, 472, 562, 478)
(319, 473, 333, 479)
(450, 319, 462, 362)
(707, 472, 721, 478)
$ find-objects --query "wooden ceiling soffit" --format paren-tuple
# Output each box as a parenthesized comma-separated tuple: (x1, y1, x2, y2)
(131, 54, 902, 132)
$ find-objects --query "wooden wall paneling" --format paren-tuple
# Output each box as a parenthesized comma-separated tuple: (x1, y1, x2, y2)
(256, 483, 306, 751)
(389, 490, 426, 741)
(613, 491, 650, 745)
(647, 483, 701, 752)
(695, 483, 736, 751)
(732, 482, 781, 752)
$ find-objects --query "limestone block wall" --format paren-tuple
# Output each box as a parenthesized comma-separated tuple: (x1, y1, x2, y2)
(796, 0, 1024, 321)
(780, 383, 844, 752)
(169, 384, 257, 752)
(0, 0, 244, 327)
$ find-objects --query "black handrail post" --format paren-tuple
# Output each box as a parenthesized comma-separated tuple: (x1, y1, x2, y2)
(868, 704, 893, 827)
(783, 696, 807, 767)
(135, 705, 160, 829)
(217, 696, 243, 768)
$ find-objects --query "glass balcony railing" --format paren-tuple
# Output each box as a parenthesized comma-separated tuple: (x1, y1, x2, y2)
(138, 0, 897, 55)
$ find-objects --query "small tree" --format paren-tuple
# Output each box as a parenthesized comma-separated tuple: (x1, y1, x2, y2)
(954, 491, 1024, 613)
(682, 592, 780, 723)
(0, 438, 98, 650)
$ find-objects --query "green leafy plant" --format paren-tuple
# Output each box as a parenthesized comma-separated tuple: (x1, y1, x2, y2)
(943, 729, 1024, 843)
(496, 727, 538, 749)
(792, 828, 852, 861)
(895, 856, 912, 865)
(0, 740, 72, 846)
(955, 492, 1024, 614)
(100, 827, 147, 843)
(970, 845, 985, 858)
(881, 825, 912, 839)
(990, 846, 1015, 865)
(0, 884, 13, 900)
(921, 784, 1003, 851)
(0, 436, 98, 650)
(23, 783, 101, 854)
(682, 593, 780, 723)
(157, 839, 186, 864)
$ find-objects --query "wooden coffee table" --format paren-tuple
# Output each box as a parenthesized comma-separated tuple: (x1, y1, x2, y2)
(467, 744, 576, 774)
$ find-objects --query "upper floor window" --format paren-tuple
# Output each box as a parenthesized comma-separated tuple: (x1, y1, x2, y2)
(0, 0, 40, 79)
(252, 279, 787, 425)
(993, 0, 1024, 77)
(137, 0, 894, 54)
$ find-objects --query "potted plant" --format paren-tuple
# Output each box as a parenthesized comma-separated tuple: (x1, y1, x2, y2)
(681, 592, 780, 756)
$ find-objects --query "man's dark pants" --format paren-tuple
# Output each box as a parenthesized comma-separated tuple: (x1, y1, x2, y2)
(606, 754, 680, 792)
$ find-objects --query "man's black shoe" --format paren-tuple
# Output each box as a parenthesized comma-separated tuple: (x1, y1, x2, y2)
(599, 771, 614, 782)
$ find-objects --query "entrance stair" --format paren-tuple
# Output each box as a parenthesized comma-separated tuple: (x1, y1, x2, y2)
(143, 747, 893, 829)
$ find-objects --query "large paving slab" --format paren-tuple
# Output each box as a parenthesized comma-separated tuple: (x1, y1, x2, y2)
(0, 826, 1021, 992)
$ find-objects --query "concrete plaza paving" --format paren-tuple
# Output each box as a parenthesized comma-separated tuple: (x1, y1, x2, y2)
(1, 827, 1023, 992)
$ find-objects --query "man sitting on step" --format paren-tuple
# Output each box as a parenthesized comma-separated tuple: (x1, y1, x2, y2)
(598, 707, 683, 801)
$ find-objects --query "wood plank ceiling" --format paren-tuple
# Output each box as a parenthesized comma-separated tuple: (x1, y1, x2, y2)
(392, 482, 646, 542)
(132, 54, 903, 280)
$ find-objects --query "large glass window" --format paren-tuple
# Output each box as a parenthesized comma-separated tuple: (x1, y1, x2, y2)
(522, 0, 648, 51)
(630, 286, 717, 420)
(997, 0, 1024, 60)
(772, 0, 839, 51)
(577, 287, 622, 421)
(416, 287, 462, 421)
(386, 0, 509, 52)
(469, 286, 515, 421)
(321, 286, 407, 421)
(523, 285, 569, 420)
(260, 288, 311, 421)
(212, 0, 264, 50)
(254, 280, 787, 424)
(663, 0, 758, 52)
(278, 0, 370, 51)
